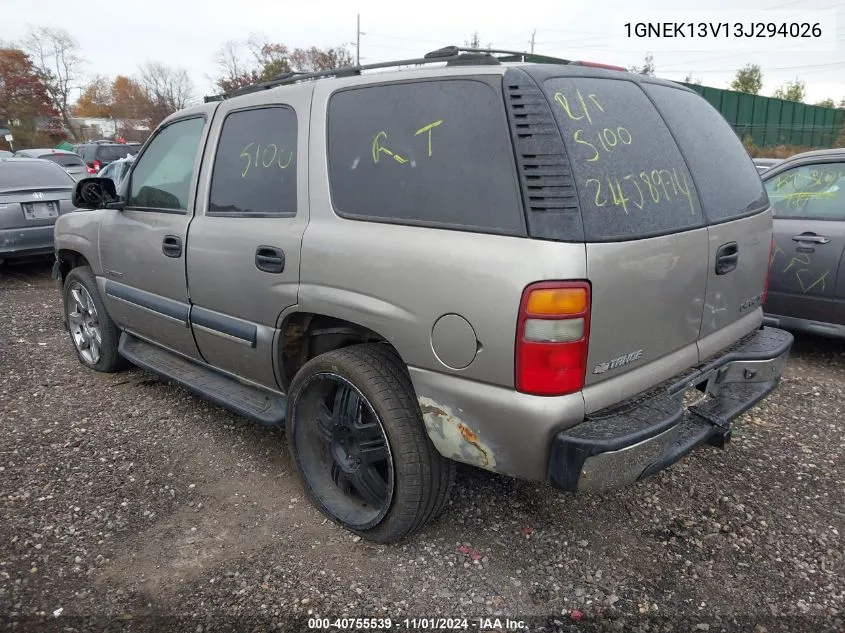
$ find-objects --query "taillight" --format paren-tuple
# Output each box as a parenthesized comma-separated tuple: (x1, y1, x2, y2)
(763, 237, 774, 305)
(92, 159, 101, 172)
(515, 281, 591, 396)
(86, 163, 97, 174)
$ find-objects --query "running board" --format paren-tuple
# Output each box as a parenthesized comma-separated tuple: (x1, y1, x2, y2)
(118, 332, 286, 427)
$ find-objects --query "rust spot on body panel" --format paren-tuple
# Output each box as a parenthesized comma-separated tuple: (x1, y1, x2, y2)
(418, 398, 496, 470)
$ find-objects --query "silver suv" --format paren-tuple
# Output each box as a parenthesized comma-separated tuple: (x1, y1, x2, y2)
(53, 47, 794, 543)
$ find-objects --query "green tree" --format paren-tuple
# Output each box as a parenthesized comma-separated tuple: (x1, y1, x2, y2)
(629, 53, 655, 76)
(815, 98, 835, 108)
(683, 73, 702, 85)
(729, 63, 762, 95)
(772, 79, 805, 103)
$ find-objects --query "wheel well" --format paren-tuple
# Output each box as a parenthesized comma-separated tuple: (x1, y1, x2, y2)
(280, 313, 397, 390)
(56, 250, 91, 285)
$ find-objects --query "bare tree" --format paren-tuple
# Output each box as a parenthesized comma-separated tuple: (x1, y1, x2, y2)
(629, 53, 655, 76)
(22, 26, 85, 139)
(138, 61, 194, 127)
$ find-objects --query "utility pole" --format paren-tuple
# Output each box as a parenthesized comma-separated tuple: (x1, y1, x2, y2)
(529, 28, 536, 54)
(356, 14, 362, 65)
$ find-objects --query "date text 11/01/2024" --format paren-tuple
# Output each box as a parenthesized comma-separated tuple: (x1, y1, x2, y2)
(307, 617, 527, 630)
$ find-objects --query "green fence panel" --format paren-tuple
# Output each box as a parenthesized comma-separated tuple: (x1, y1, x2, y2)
(701, 86, 723, 112)
(750, 95, 769, 147)
(736, 93, 755, 142)
(778, 101, 793, 145)
(812, 107, 826, 148)
(762, 99, 780, 147)
(800, 104, 813, 146)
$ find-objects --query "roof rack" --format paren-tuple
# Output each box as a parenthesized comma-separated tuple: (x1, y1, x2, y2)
(203, 45, 572, 102)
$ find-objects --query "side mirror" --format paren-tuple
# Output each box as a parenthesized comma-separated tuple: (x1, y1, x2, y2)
(72, 177, 121, 210)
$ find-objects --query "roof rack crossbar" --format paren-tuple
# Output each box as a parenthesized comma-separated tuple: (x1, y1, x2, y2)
(204, 45, 572, 101)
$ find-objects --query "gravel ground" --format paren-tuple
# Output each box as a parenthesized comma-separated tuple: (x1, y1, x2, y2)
(1, 260, 843, 633)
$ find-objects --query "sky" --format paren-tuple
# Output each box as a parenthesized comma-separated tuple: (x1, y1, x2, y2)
(3, 0, 844, 105)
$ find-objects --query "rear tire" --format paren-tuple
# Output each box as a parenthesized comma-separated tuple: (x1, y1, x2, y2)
(62, 266, 129, 373)
(286, 343, 455, 543)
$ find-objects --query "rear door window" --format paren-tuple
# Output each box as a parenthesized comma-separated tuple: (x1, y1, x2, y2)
(542, 77, 703, 241)
(327, 78, 525, 235)
(643, 83, 768, 223)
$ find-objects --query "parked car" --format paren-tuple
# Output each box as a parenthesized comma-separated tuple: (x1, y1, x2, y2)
(761, 148, 845, 339)
(76, 142, 137, 175)
(0, 157, 78, 267)
(13, 148, 88, 181)
(0, 150, 14, 158)
(54, 46, 793, 543)
(97, 155, 134, 189)
(753, 157, 784, 174)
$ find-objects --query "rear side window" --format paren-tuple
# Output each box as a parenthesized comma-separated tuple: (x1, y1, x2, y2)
(543, 77, 703, 241)
(327, 79, 524, 235)
(208, 107, 297, 217)
(41, 153, 83, 168)
(764, 162, 845, 220)
(643, 84, 768, 223)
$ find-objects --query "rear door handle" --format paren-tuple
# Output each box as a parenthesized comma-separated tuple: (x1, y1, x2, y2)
(792, 233, 830, 244)
(714, 241, 738, 275)
(255, 245, 285, 274)
(162, 235, 182, 258)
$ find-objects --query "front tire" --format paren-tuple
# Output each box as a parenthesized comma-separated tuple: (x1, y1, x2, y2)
(286, 344, 455, 544)
(62, 266, 128, 373)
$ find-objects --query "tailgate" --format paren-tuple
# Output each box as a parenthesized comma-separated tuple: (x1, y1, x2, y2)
(537, 74, 710, 386)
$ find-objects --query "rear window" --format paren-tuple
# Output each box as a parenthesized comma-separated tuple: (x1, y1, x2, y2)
(327, 78, 524, 235)
(643, 83, 768, 223)
(40, 153, 84, 168)
(543, 77, 703, 241)
(0, 161, 75, 188)
(97, 145, 134, 161)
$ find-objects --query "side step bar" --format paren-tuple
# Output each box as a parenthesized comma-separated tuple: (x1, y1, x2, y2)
(118, 332, 286, 427)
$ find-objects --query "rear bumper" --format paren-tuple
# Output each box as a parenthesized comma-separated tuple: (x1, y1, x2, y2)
(0, 226, 55, 260)
(547, 326, 794, 492)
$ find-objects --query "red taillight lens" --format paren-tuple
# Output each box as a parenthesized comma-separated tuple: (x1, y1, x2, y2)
(763, 237, 774, 305)
(515, 281, 591, 396)
(93, 159, 101, 172)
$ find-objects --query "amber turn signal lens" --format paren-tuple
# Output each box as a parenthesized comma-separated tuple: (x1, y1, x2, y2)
(526, 288, 588, 316)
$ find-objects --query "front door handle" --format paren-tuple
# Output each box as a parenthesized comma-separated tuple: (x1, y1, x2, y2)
(162, 235, 182, 258)
(792, 233, 830, 245)
(255, 245, 285, 274)
(714, 241, 738, 275)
